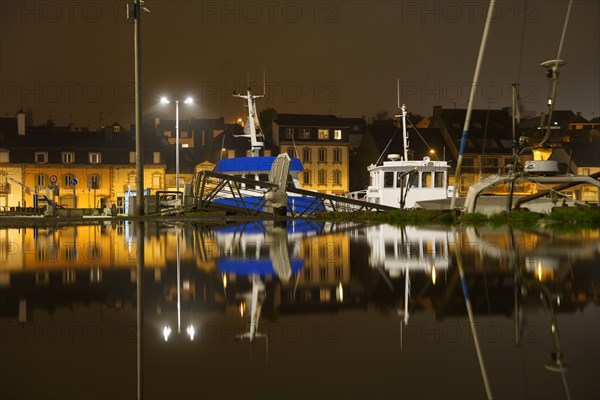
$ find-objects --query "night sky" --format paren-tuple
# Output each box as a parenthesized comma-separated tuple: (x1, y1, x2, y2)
(1, 0, 598, 128)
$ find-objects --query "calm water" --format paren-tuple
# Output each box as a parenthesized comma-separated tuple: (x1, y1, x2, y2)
(0, 221, 598, 400)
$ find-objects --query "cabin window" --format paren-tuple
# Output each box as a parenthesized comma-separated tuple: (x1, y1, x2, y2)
(434, 172, 445, 188)
(384, 172, 394, 188)
(245, 174, 256, 190)
(421, 172, 432, 188)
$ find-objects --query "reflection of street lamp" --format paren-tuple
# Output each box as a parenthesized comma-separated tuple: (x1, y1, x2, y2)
(160, 96, 194, 196)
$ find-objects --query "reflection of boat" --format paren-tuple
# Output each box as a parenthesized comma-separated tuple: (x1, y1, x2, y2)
(214, 220, 322, 344)
(212, 88, 323, 214)
(359, 224, 451, 325)
(347, 105, 452, 209)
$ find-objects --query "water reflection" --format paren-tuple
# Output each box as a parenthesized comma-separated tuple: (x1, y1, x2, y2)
(0, 222, 598, 399)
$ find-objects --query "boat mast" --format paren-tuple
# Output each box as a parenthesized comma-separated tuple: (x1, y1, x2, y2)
(450, 0, 497, 209)
(233, 88, 265, 157)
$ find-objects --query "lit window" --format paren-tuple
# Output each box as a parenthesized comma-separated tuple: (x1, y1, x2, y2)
(152, 174, 161, 189)
(153, 152, 161, 164)
(89, 152, 101, 164)
(318, 129, 329, 140)
(318, 148, 327, 163)
(334, 130, 342, 140)
(35, 152, 48, 163)
(129, 152, 136, 163)
(303, 148, 312, 163)
(113, 125, 121, 133)
(62, 152, 75, 164)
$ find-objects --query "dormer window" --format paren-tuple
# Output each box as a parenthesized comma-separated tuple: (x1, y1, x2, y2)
(334, 130, 342, 140)
(35, 152, 48, 163)
(62, 152, 75, 164)
(113, 125, 121, 133)
(318, 129, 329, 140)
(89, 152, 101, 164)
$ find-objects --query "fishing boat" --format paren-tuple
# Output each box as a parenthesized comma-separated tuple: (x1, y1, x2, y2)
(211, 88, 323, 214)
(347, 105, 452, 209)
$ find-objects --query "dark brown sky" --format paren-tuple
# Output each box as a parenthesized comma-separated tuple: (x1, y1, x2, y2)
(1, 0, 598, 128)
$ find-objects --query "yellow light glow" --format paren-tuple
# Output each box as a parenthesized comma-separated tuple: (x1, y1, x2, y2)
(222, 274, 227, 289)
(431, 266, 437, 285)
(162, 326, 172, 342)
(187, 325, 195, 341)
(239, 301, 246, 317)
(537, 260, 543, 281)
(429, 149, 436, 154)
(337, 282, 344, 302)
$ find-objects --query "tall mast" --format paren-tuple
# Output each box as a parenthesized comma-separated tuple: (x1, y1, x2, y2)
(233, 88, 265, 157)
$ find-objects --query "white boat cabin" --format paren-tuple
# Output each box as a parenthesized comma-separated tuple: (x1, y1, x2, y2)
(366, 155, 451, 209)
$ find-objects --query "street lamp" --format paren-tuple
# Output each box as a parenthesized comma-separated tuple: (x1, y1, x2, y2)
(160, 96, 194, 198)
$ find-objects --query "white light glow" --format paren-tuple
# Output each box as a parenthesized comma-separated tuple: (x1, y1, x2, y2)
(187, 325, 195, 341)
(160, 97, 170, 104)
(162, 326, 172, 341)
(184, 97, 194, 104)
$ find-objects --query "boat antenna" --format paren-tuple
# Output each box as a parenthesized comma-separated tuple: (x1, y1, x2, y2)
(450, 0, 497, 210)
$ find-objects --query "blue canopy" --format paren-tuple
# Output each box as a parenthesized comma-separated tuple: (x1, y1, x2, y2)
(214, 156, 304, 173)
(217, 259, 304, 275)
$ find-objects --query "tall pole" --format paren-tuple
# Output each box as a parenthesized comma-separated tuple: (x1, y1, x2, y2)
(450, 0, 496, 209)
(175, 100, 180, 194)
(134, 0, 144, 216)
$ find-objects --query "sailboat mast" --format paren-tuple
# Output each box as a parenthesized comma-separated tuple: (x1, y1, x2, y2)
(450, 0, 497, 209)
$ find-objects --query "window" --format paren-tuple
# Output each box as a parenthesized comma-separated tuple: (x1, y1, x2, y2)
(285, 128, 295, 139)
(63, 174, 76, 187)
(318, 129, 329, 140)
(304, 267, 312, 282)
(35, 152, 48, 163)
(153, 152, 160, 164)
(303, 148, 312, 163)
(434, 172, 445, 188)
(318, 170, 327, 185)
(299, 129, 310, 139)
(421, 172, 432, 188)
(88, 174, 101, 189)
(151, 174, 161, 189)
(89, 152, 101, 164)
(35, 174, 47, 188)
(319, 266, 328, 280)
(287, 147, 297, 159)
(62, 152, 75, 164)
(384, 172, 394, 188)
(128, 173, 136, 185)
(129, 152, 136, 163)
(318, 148, 327, 163)
(333, 170, 341, 185)
(482, 157, 499, 168)
(303, 171, 311, 185)
(333, 148, 341, 163)
(334, 129, 342, 140)
(113, 125, 121, 133)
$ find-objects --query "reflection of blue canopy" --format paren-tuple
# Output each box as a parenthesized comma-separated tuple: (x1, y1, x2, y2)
(218, 259, 303, 275)
(215, 220, 323, 235)
(214, 156, 304, 173)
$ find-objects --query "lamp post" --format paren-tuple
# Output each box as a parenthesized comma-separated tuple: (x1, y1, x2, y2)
(160, 96, 193, 197)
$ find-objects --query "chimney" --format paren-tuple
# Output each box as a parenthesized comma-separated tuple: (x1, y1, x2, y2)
(16, 108, 25, 135)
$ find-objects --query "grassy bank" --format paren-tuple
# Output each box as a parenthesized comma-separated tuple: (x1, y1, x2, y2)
(312, 207, 600, 228)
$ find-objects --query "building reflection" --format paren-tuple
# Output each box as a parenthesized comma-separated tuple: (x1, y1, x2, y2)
(0, 223, 598, 328)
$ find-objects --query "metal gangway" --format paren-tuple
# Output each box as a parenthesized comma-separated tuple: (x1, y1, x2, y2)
(190, 170, 397, 217)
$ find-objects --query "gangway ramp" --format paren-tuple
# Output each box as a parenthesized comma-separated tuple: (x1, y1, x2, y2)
(190, 170, 396, 217)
